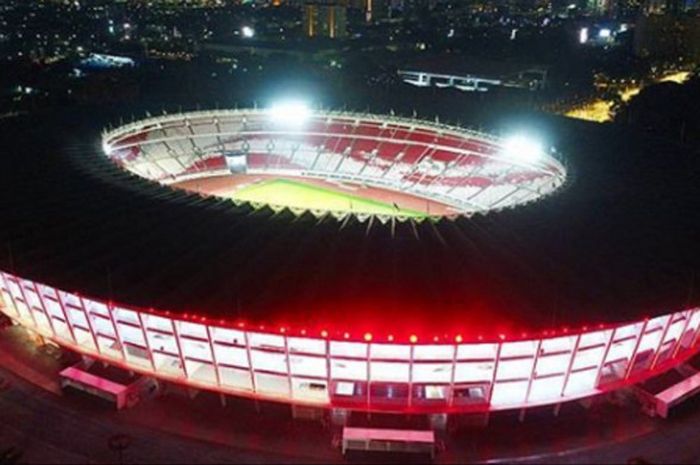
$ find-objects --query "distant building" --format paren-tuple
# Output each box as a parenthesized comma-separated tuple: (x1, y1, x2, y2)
(304, 1, 349, 39)
(634, 14, 700, 60)
(398, 56, 549, 92)
(363, 0, 390, 22)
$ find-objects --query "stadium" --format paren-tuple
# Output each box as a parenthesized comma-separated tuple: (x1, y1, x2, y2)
(1, 103, 700, 422)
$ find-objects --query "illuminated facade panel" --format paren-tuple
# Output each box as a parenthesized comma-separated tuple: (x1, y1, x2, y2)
(2, 270, 698, 414)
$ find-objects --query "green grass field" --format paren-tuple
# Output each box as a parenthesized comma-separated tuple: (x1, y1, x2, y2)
(231, 178, 427, 218)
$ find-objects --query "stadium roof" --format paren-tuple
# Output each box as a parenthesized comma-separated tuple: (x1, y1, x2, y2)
(1, 107, 699, 340)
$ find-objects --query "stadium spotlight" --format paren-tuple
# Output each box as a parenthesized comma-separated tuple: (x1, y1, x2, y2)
(268, 100, 312, 126)
(102, 141, 113, 156)
(502, 134, 545, 163)
(241, 26, 255, 39)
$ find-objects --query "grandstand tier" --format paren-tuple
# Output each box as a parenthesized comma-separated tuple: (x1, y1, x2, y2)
(103, 110, 566, 220)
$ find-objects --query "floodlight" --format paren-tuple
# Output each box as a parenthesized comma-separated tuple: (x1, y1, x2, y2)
(502, 135, 544, 163)
(268, 100, 311, 126)
(102, 141, 113, 156)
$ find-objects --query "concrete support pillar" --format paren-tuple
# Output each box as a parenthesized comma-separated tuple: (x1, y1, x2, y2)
(291, 404, 324, 421)
(330, 408, 349, 427)
(554, 402, 562, 417)
(429, 413, 449, 432)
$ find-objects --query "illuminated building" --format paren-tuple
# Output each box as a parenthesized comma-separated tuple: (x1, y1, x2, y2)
(304, 0, 348, 39)
(2, 107, 700, 417)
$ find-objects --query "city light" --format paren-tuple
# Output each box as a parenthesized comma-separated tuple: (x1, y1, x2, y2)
(599, 28, 612, 39)
(579, 27, 589, 44)
(502, 134, 545, 163)
(241, 26, 255, 39)
(268, 100, 312, 126)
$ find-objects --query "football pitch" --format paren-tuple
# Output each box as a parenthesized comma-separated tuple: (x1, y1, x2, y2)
(230, 178, 427, 218)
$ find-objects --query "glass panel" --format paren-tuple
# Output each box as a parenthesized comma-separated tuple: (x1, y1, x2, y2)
(529, 376, 565, 403)
(255, 372, 289, 396)
(564, 368, 597, 396)
(454, 361, 494, 383)
(21, 285, 42, 310)
(181, 338, 213, 363)
(541, 335, 576, 354)
(251, 350, 288, 374)
(536, 353, 571, 377)
(213, 344, 249, 368)
(153, 351, 184, 377)
(118, 323, 146, 347)
(289, 354, 327, 378)
(330, 358, 367, 380)
(185, 359, 217, 385)
(456, 343, 498, 360)
(370, 343, 410, 360)
(144, 314, 175, 333)
(219, 366, 253, 390)
(148, 330, 179, 356)
(176, 321, 208, 340)
(413, 345, 455, 361)
(288, 337, 326, 355)
(210, 327, 245, 346)
(249, 332, 285, 350)
(369, 362, 409, 382)
(491, 381, 528, 406)
(330, 341, 368, 358)
(412, 362, 452, 383)
(572, 345, 606, 371)
(291, 378, 328, 403)
(500, 340, 538, 358)
(496, 357, 535, 381)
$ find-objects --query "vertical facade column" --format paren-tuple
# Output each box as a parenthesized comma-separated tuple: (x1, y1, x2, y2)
(671, 310, 694, 359)
(524, 340, 543, 404)
(487, 343, 503, 406)
(407, 344, 415, 409)
(135, 311, 157, 371)
(448, 342, 459, 408)
(624, 320, 649, 380)
(365, 343, 372, 410)
(77, 296, 102, 355)
(283, 334, 293, 400)
(691, 312, 700, 349)
(31, 282, 58, 337)
(560, 334, 583, 397)
(594, 328, 617, 388)
(325, 337, 332, 402)
(0, 273, 21, 319)
(171, 319, 189, 379)
(55, 290, 78, 345)
(15, 278, 40, 330)
(649, 315, 675, 371)
(106, 302, 128, 362)
(205, 324, 222, 387)
(243, 330, 257, 394)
